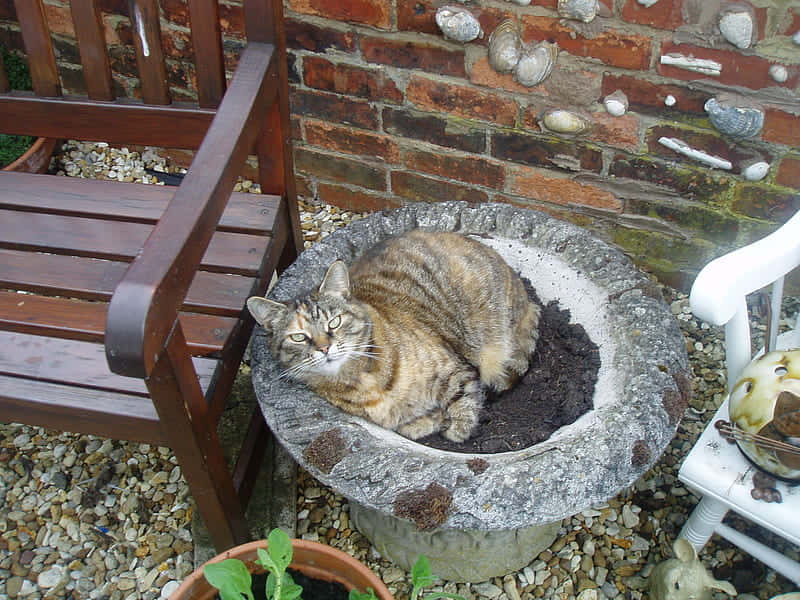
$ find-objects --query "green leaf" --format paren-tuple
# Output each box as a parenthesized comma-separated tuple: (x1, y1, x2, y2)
(411, 556, 436, 588)
(282, 581, 303, 600)
(203, 559, 255, 600)
(267, 528, 294, 573)
(256, 547, 279, 574)
(423, 593, 467, 600)
(349, 589, 379, 600)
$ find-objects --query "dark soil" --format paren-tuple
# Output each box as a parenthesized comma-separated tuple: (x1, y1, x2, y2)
(417, 280, 600, 454)
(246, 569, 350, 600)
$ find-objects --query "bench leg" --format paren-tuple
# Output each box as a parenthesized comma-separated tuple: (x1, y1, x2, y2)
(679, 495, 728, 551)
(147, 321, 249, 551)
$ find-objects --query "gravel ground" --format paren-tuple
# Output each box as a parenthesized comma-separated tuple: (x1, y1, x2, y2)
(1, 142, 797, 599)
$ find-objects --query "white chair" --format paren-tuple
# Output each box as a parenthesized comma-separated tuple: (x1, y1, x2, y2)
(678, 210, 800, 586)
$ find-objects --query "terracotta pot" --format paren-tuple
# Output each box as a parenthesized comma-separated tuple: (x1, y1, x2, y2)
(3, 136, 59, 173)
(170, 538, 394, 600)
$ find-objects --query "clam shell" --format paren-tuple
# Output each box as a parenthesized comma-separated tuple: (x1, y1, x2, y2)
(513, 41, 558, 87)
(718, 6, 754, 49)
(542, 109, 590, 134)
(488, 20, 522, 74)
(769, 64, 788, 83)
(637, 0, 659, 6)
(664, 94, 677, 106)
(558, 0, 599, 23)
(794, 31, 800, 45)
(603, 90, 628, 117)
(742, 161, 769, 181)
(704, 96, 764, 138)
(435, 6, 483, 43)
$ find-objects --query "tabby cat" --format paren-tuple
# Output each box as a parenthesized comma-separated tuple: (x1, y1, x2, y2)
(247, 230, 540, 442)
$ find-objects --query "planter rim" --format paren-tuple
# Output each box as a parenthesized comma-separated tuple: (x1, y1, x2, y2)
(2, 136, 58, 173)
(170, 538, 393, 600)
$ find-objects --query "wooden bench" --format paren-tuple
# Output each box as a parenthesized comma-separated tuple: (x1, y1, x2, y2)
(0, 0, 302, 552)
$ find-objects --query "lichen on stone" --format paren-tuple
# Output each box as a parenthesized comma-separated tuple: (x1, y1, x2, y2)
(467, 458, 489, 474)
(631, 439, 651, 468)
(393, 482, 453, 531)
(302, 428, 351, 474)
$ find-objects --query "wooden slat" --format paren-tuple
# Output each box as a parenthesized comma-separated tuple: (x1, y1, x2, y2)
(188, 0, 226, 108)
(129, 0, 170, 105)
(13, 0, 61, 97)
(0, 331, 218, 396)
(70, 0, 115, 101)
(0, 172, 280, 234)
(0, 51, 8, 93)
(0, 291, 237, 355)
(0, 210, 268, 275)
(0, 374, 166, 445)
(0, 96, 214, 147)
(0, 250, 254, 315)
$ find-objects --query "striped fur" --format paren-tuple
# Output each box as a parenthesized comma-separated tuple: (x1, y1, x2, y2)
(247, 230, 540, 442)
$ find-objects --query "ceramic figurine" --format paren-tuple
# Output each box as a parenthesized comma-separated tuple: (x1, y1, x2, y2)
(603, 90, 628, 117)
(541, 109, 590, 134)
(718, 4, 755, 49)
(704, 96, 764, 138)
(488, 20, 522, 74)
(435, 5, 484, 43)
(557, 0, 599, 23)
(649, 538, 737, 600)
(514, 41, 558, 87)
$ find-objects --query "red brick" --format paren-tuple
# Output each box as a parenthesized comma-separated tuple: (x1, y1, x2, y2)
(776, 155, 800, 190)
(492, 130, 603, 173)
(588, 112, 640, 151)
(291, 87, 380, 131)
(521, 15, 652, 70)
(360, 37, 467, 78)
(382, 107, 487, 154)
(317, 182, 401, 213)
(763, 109, 800, 147)
(295, 147, 387, 191)
(161, 0, 190, 27)
(302, 56, 402, 103)
(659, 42, 800, 91)
(609, 153, 731, 200)
(218, 3, 246, 38)
(397, 0, 508, 45)
(602, 74, 708, 115)
(286, 19, 356, 53)
(406, 75, 518, 126)
(288, 0, 392, 29)
(392, 171, 489, 204)
(43, 4, 75, 36)
(621, 0, 683, 29)
(506, 166, 622, 211)
(400, 146, 505, 189)
(304, 119, 400, 162)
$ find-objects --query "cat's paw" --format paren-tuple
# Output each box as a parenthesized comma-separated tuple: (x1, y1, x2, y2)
(443, 384, 483, 442)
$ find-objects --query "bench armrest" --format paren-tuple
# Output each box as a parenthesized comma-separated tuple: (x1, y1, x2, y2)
(105, 42, 277, 378)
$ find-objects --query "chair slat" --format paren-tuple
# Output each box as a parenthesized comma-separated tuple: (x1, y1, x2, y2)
(0, 210, 268, 275)
(0, 52, 9, 93)
(0, 291, 237, 355)
(70, 0, 115, 101)
(0, 172, 279, 235)
(188, 0, 226, 108)
(128, 0, 170, 105)
(12, 0, 61, 97)
(0, 250, 254, 316)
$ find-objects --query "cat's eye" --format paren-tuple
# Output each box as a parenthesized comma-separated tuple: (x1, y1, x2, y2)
(289, 333, 308, 343)
(328, 315, 342, 330)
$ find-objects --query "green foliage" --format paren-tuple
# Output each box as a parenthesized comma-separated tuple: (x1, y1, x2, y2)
(203, 559, 255, 600)
(348, 589, 379, 600)
(0, 45, 35, 168)
(409, 556, 466, 600)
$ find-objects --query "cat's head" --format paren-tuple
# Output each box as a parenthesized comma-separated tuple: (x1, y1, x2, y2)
(247, 260, 373, 381)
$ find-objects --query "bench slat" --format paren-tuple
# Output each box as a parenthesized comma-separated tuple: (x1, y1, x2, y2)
(0, 249, 253, 315)
(0, 331, 218, 396)
(71, 0, 115, 101)
(0, 374, 167, 445)
(13, 0, 61, 97)
(0, 291, 236, 355)
(129, 0, 171, 105)
(0, 210, 268, 275)
(188, 0, 226, 108)
(0, 172, 280, 234)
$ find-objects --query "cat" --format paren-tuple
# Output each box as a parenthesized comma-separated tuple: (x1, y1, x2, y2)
(247, 230, 540, 442)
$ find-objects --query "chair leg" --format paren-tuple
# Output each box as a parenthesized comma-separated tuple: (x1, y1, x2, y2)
(716, 523, 800, 586)
(679, 496, 729, 551)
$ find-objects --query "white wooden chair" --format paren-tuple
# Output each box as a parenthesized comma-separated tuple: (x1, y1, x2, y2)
(678, 210, 800, 586)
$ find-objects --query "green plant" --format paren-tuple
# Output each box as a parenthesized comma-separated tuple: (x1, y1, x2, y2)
(0, 45, 35, 168)
(409, 556, 465, 600)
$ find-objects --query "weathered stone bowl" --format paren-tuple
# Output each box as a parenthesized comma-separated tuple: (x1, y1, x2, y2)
(250, 202, 690, 582)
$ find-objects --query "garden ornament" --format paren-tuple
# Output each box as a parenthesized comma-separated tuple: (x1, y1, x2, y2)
(649, 538, 737, 600)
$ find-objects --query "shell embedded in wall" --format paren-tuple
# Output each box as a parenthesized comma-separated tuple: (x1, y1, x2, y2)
(742, 161, 769, 181)
(435, 6, 484, 43)
(509, 0, 533, 5)
(794, 31, 800, 45)
(541, 109, 590, 134)
(488, 20, 522, 74)
(637, 0, 659, 6)
(769, 64, 788, 83)
(514, 41, 558, 87)
(664, 94, 677, 106)
(718, 4, 755, 49)
(557, 0, 599, 23)
(603, 90, 628, 117)
(704, 96, 764, 138)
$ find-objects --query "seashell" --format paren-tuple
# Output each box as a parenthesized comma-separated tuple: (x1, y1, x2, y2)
(794, 31, 800, 45)
(542, 109, 590, 134)
(658, 137, 732, 170)
(513, 41, 558, 87)
(769, 64, 788, 83)
(558, 0, 599, 23)
(742, 161, 769, 181)
(664, 94, 677, 107)
(718, 5, 755, 49)
(637, 0, 659, 6)
(488, 20, 522, 74)
(660, 53, 722, 76)
(509, 0, 533, 5)
(603, 90, 628, 117)
(435, 6, 484, 43)
(704, 96, 764, 138)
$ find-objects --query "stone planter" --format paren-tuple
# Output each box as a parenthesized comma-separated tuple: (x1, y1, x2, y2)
(250, 202, 690, 582)
(2, 137, 58, 173)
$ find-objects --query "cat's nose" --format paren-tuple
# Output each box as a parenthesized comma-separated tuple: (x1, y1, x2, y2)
(318, 345, 330, 355)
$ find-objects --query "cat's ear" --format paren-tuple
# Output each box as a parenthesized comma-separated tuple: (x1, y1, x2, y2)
(319, 260, 350, 298)
(246, 296, 287, 332)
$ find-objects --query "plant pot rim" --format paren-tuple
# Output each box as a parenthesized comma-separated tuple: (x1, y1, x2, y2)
(170, 538, 394, 600)
(2, 136, 58, 173)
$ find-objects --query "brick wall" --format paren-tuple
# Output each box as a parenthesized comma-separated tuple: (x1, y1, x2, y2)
(2, 0, 799, 288)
